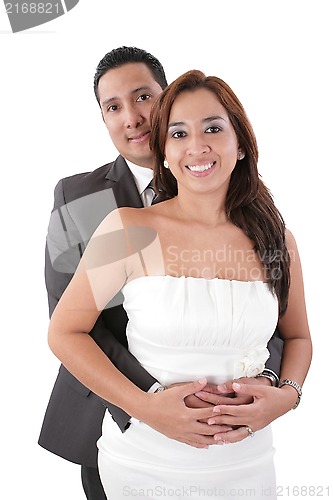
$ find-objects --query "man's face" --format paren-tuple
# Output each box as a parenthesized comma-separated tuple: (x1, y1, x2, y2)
(98, 63, 163, 168)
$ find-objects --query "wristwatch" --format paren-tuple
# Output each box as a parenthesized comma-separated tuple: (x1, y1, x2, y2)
(255, 369, 279, 387)
(154, 385, 166, 393)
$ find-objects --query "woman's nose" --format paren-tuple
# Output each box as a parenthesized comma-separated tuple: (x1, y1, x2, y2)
(186, 135, 211, 155)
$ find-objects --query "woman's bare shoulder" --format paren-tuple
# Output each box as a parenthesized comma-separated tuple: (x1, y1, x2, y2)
(94, 207, 143, 234)
(95, 200, 174, 238)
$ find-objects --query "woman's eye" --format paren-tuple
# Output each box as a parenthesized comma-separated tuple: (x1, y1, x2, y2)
(206, 126, 222, 133)
(171, 131, 186, 139)
(137, 94, 151, 102)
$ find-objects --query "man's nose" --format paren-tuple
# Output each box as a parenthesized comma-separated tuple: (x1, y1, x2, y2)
(124, 105, 144, 129)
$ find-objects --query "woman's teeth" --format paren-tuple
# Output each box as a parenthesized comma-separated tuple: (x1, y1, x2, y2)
(187, 162, 214, 172)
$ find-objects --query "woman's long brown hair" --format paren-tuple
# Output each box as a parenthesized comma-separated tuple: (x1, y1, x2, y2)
(150, 70, 290, 315)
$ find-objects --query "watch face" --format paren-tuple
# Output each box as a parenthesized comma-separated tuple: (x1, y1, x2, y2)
(155, 386, 165, 393)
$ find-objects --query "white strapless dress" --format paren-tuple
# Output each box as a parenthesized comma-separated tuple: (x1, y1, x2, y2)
(97, 276, 279, 499)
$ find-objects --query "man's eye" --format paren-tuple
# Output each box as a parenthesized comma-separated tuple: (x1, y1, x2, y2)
(107, 104, 119, 112)
(137, 94, 151, 102)
(206, 126, 222, 133)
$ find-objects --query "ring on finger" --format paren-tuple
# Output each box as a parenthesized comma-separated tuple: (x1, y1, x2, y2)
(244, 425, 255, 437)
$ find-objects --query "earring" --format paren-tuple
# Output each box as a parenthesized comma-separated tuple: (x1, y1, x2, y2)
(163, 160, 169, 169)
(237, 150, 245, 160)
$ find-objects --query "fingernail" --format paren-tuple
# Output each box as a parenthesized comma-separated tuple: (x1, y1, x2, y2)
(198, 378, 206, 384)
(208, 419, 215, 425)
(233, 383, 241, 390)
(213, 407, 221, 413)
(214, 435, 222, 441)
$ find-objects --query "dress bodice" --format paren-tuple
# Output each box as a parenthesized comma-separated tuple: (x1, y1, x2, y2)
(99, 275, 278, 498)
(122, 276, 279, 386)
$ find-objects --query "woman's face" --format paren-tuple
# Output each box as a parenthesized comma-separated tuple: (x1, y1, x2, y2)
(164, 87, 239, 196)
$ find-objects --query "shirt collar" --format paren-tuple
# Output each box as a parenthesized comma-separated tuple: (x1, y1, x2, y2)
(126, 160, 154, 195)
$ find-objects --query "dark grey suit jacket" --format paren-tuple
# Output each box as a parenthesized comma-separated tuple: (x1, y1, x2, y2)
(38, 156, 158, 467)
(38, 155, 283, 468)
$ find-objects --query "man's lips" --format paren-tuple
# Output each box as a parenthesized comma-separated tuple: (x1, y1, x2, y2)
(128, 131, 150, 143)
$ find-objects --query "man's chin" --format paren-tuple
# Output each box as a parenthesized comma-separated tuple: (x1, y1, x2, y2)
(125, 154, 154, 169)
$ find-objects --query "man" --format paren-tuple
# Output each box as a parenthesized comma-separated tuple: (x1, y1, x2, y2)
(38, 46, 282, 499)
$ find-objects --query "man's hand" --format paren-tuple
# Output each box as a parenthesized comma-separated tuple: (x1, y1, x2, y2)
(137, 379, 233, 448)
(194, 376, 271, 407)
(167, 381, 233, 409)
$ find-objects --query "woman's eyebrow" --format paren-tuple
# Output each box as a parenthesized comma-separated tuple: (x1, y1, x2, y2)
(202, 115, 227, 123)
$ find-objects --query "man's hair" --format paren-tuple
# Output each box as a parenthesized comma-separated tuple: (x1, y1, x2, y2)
(94, 46, 168, 105)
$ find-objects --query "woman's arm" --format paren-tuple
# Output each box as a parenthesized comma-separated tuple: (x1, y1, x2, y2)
(277, 229, 312, 396)
(48, 208, 142, 409)
(48, 209, 229, 447)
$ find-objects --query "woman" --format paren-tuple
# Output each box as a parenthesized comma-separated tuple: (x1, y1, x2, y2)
(48, 70, 312, 499)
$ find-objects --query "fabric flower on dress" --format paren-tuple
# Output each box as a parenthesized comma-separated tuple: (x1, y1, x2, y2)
(233, 347, 270, 378)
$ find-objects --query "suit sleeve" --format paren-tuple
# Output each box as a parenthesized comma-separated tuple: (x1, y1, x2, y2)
(265, 327, 283, 375)
(45, 179, 157, 430)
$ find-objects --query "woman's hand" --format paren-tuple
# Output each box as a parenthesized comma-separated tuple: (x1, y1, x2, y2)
(207, 382, 297, 444)
(137, 379, 234, 448)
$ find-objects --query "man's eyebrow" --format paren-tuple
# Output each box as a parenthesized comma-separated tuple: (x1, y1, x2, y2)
(101, 86, 154, 108)
(168, 116, 227, 128)
(101, 96, 117, 108)
(131, 85, 154, 95)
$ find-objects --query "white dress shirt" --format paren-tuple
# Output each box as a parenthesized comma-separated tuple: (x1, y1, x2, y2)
(126, 160, 154, 207)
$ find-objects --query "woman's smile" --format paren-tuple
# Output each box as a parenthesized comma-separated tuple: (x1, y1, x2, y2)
(185, 161, 216, 176)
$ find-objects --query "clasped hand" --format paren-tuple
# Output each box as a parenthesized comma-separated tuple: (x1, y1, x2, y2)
(146, 377, 293, 448)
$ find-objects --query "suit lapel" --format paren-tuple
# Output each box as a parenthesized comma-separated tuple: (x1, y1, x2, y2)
(105, 156, 143, 209)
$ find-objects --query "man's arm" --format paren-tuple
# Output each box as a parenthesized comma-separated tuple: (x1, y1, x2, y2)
(264, 327, 283, 376)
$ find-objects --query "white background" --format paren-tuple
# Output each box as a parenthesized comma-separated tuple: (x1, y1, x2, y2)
(0, 1, 332, 498)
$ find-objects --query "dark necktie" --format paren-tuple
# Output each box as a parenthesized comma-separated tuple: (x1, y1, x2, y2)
(144, 181, 157, 206)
